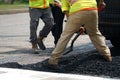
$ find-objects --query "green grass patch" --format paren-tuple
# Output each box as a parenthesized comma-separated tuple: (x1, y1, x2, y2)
(0, 4, 28, 10)
(0, 1, 28, 10)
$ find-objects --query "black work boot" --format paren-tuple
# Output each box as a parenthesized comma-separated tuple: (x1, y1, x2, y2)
(37, 36, 46, 50)
(32, 43, 39, 54)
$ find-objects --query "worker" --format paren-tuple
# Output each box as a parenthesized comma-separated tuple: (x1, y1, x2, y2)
(51, 0, 65, 46)
(29, 0, 54, 53)
(44, 0, 112, 69)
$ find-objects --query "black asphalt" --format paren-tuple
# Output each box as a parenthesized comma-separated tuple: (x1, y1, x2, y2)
(0, 9, 120, 79)
(0, 47, 120, 78)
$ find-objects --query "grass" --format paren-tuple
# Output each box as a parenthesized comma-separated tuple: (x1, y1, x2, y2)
(0, 1, 28, 10)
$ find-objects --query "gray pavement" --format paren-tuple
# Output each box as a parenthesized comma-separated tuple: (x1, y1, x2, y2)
(0, 12, 94, 65)
(0, 8, 28, 15)
(0, 11, 112, 65)
(0, 13, 52, 64)
(0, 10, 116, 80)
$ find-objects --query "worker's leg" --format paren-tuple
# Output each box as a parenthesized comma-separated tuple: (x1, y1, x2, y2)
(48, 12, 85, 65)
(84, 10, 112, 61)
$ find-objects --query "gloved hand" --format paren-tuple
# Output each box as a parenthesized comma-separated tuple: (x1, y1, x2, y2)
(52, 1, 61, 8)
(98, 0, 106, 12)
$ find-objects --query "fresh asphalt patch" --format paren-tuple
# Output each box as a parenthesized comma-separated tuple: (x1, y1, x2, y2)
(0, 47, 120, 78)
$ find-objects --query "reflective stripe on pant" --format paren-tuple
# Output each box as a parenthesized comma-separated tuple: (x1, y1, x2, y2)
(49, 10, 111, 65)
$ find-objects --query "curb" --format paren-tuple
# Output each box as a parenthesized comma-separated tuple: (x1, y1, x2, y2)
(0, 8, 28, 15)
(0, 67, 119, 80)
